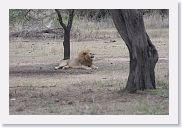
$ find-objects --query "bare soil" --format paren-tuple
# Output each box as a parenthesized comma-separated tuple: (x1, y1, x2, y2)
(9, 28, 169, 115)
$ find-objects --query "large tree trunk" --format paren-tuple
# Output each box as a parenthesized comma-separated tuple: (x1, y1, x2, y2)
(110, 9, 158, 93)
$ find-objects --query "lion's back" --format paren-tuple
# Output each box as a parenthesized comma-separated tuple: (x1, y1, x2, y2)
(68, 58, 82, 67)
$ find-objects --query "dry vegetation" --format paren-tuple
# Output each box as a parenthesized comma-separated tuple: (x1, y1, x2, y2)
(9, 12, 169, 115)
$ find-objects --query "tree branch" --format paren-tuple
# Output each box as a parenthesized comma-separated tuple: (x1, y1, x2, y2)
(67, 9, 74, 30)
(55, 9, 67, 30)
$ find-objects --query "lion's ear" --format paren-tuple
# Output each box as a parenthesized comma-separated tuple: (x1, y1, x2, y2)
(82, 51, 88, 55)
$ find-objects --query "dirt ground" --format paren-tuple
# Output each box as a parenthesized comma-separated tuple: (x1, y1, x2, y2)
(9, 28, 169, 115)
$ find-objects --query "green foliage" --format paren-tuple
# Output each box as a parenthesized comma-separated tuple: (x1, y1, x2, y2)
(9, 9, 169, 33)
(75, 9, 110, 21)
(142, 9, 169, 18)
(9, 9, 30, 25)
(52, 20, 60, 28)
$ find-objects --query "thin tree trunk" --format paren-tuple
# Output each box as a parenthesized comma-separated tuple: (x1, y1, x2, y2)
(63, 30, 70, 60)
(55, 9, 74, 60)
(110, 9, 158, 93)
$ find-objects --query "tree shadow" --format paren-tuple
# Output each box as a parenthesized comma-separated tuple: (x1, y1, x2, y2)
(9, 64, 93, 77)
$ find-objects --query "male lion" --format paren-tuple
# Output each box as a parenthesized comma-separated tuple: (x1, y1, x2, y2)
(55, 50, 98, 70)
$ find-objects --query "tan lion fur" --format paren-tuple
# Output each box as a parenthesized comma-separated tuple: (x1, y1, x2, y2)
(55, 50, 98, 70)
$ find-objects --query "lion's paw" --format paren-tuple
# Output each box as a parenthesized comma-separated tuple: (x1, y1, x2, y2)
(54, 66, 59, 70)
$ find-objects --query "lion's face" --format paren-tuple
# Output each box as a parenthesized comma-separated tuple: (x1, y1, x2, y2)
(78, 50, 94, 67)
(87, 52, 95, 59)
(79, 50, 95, 59)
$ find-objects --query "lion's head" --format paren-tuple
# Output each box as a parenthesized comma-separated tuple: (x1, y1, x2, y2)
(78, 50, 95, 67)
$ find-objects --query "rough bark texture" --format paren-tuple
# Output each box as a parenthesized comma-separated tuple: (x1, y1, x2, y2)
(110, 9, 158, 93)
(63, 30, 70, 60)
(55, 9, 74, 60)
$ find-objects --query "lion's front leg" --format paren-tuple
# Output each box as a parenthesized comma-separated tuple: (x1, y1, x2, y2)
(69, 65, 91, 70)
(81, 65, 92, 70)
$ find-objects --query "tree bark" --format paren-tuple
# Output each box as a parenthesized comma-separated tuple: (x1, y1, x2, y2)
(55, 9, 74, 60)
(63, 30, 70, 60)
(110, 9, 158, 93)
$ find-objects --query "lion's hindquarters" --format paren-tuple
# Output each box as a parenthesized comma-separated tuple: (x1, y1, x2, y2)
(91, 65, 98, 69)
(55, 60, 69, 70)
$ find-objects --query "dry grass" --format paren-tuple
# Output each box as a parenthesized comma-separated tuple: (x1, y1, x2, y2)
(10, 13, 168, 42)
(9, 13, 169, 115)
(9, 27, 168, 115)
(70, 14, 168, 41)
(71, 18, 120, 41)
(144, 14, 169, 29)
